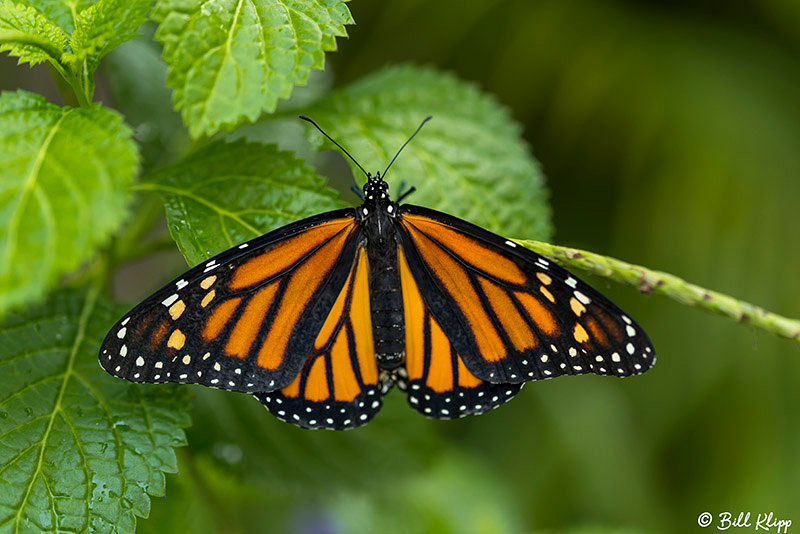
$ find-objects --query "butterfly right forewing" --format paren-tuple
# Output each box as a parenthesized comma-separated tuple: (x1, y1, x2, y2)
(396, 205, 656, 384)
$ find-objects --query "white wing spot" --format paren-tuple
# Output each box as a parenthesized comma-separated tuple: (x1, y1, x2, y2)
(622, 315, 632, 325)
(504, 240, 517, 248)
(214, 362, 221, 371)
(117, 327, 126, 339)
(569, 347, 577, 357)
(182, 355, 191, 364)
(176, 279, 188, 290)
(121, 317, 130, 326)
(203, 352, 211, 360)
(162, 294, 179, 307)
(574, 291, 591, 305)
(155, 361, 163, 369)
(136, 356, 144, 367)
(540, 355, 549, 363)
(119, 345, 127, 357)
(626, 325, 636, 337)
(565, 277, 577, 288)
(238, 243, 249, 249)
(611, 352, 621, 362)
(626, 343, 635, 355)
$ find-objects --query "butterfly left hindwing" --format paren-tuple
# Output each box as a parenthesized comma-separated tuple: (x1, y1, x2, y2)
(254, 245, 390, 430)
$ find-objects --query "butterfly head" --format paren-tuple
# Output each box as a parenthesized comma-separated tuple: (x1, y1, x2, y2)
(363, 172, 390, 202)
(359, 172, 399, 222)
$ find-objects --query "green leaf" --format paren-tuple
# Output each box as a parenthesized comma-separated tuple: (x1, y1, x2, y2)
(302, 65, 553, 241)
(0, 0, 67, 66)
(0, 288, 190, 533)
(152, 0, 353, 138)
(0, 90, 138, 315)
(13, 0, 95, 34)
(66, 0, 151, 71)
(135, 139, 345, 265)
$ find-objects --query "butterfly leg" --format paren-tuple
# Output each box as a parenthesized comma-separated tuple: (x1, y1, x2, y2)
(351, 184, 365, 201)
(397, 185, 417, 203)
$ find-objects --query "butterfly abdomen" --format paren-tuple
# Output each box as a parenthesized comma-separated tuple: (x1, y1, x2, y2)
(365, 218, 405, 370)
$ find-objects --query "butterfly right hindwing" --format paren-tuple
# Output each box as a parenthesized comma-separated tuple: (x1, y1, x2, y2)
(397, 247, 522, 419)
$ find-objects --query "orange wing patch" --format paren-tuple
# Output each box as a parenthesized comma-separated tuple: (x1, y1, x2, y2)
(230, 218, 354, 290)
(398, 245, 523, 418)
(255, 246, 384, 430)
(256, 225, 355, 370)
(402, 226, 507, 362)
(402, 214, 526, 285)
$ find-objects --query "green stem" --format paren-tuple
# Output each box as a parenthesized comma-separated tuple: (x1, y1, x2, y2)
(61, 66, 91, 107)
(517, 239, 800, 344)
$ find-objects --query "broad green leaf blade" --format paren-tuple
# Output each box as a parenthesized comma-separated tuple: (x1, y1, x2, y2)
(0, 288, 190, 534)
(67, 0, 151, 71)
(0, 91, 138, 315)
(152, 0, 353, 138)
(302, 65, 553, 241)
(0, 0, 67, 66)
(136, 139, 345, 265)
(14, 0, 96, 33)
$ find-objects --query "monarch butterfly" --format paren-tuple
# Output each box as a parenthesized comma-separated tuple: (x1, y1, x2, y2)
(99, 116, 655, 430)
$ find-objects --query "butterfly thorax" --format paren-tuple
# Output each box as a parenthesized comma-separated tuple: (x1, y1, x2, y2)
(360, 174, 405, 370)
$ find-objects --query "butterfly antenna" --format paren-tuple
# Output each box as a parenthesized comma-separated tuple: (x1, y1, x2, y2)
(299, 116, 370, 179)
(383, 115, 433, 178)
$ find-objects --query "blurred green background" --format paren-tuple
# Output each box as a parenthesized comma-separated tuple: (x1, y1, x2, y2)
(3, 0, 799, 532)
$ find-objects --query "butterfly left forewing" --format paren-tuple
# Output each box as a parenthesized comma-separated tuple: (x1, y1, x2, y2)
(253, 245, 388, 430)
(396, 205, 656, 384)
(99, 211, 360, 393)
